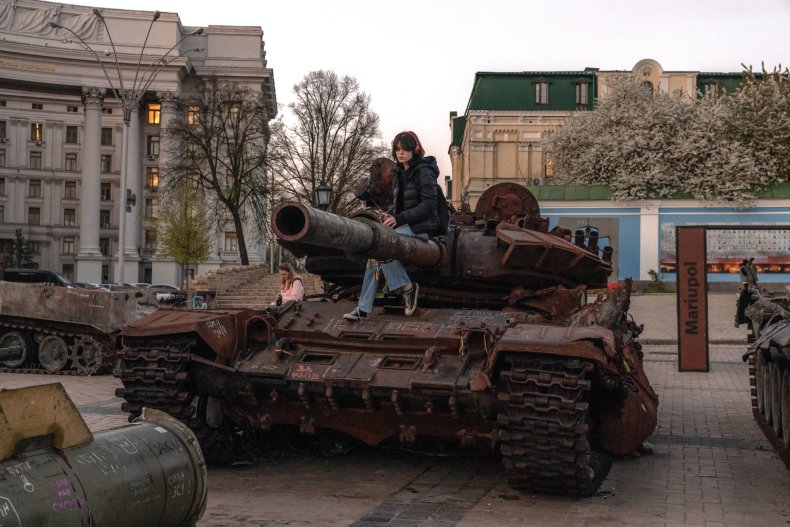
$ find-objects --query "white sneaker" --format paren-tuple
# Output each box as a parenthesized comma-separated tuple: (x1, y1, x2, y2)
(343, 307, 368, 321)
(403, 283, 419, 316)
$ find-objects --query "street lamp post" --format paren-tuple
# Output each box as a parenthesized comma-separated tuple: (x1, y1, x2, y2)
(313, 180, 333, 211)
(50, 12, 203, 284)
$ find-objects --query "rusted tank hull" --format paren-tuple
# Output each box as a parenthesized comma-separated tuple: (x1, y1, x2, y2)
(0, 282, 144, 374)
(117, 292, 657, 495)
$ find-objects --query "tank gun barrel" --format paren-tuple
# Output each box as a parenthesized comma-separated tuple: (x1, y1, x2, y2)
(272, 201, 443, 268)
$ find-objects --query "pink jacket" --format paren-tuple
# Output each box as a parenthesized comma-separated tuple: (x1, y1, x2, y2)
(280, 278, 305, 303)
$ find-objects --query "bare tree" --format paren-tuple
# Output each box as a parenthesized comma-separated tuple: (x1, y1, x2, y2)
(268, 70, 387, 214)
(164, 78, 271, 265)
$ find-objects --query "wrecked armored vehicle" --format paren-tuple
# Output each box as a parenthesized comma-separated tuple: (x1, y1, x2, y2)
(116, 182, 658, 496)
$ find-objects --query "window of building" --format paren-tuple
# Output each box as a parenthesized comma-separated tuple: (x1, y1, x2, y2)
(704, 82, 718, 96)
(187, 105, 200, 125)
(101, 264, 109, 283)
(147, 135, 160, 157)
(29, 179, 41, 197)
(101, 108, 113, 115)
(575, 82, 589, 105)
(99, 209, 111, 229)
(147, 103, 161, 124)
(146, 167, 159, 189)
(229, 105, 240, 122)
(30, 151, 42, 169)
(642, 80, 654, 93)
(535, 82, 548, 105)
(0, 205, 3, 222)
(0, 120, 6, 140)
(64, 208, 76, 227)
(545, 160, 554, 178)
(62, 236, 75, 255)
(144, 230, 157, 250)
(27, 241, 40, 254)
(144, 198, 154, 219)
(32, 102, 43, 110)
(62, 264, 74, 281)
(0, 149, 5, 168)
(29, 207, 41, 225)
(66, 105, 78, 113)
(100, 237, 110, 256)
(65, 153, 78, 171)
(30, 122, 43, 142)
(0, 100, 6, 107)
(0, 178, 5, 196)
(100, 182, 111, 201)
(64, 180, 77, 199)
(100, 127, 113, 146)
(224, 232, 238, 251)
(101, 154, 112, 173)
(65, 125, 78, 144)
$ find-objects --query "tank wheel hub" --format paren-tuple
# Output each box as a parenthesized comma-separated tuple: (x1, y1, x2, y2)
(0, 331, 33, 368)
(38, 336, 70, 372)
(69, 336, 100, 375)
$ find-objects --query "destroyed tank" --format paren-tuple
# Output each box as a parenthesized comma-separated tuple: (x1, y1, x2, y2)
(115, 183, 658, 496)
(0, 281, 156, 374)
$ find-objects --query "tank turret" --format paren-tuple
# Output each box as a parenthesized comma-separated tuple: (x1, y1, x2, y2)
(272, 183, 613, 308)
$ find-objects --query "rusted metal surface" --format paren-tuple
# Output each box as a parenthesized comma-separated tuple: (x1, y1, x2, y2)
(0, 282, 146, 374)
(115, 184, 657, 497)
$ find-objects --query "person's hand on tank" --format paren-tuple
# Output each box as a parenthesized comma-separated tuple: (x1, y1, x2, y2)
(382, 214, 396, 227)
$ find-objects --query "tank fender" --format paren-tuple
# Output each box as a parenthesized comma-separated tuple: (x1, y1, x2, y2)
(121, 309, 262, 361)
(483, 324, 616, 377)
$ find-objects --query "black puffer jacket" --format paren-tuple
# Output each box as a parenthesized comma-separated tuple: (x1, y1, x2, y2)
(389, 156, 440, 235)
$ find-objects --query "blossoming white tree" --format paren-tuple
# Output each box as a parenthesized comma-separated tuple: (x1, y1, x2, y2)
(545, 66, 790, 205)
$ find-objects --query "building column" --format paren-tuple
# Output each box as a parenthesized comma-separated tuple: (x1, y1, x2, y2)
(121, 102, 142, 282)
(151, 91, 182, 287)
(76, 87, 104, 283)
(639, 201, 661, 281)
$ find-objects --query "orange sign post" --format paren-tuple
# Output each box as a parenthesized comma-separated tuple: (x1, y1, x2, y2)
(676, 227, 709, 371)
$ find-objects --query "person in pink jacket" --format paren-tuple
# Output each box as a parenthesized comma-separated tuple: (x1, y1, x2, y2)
(273, 263, 305, 306)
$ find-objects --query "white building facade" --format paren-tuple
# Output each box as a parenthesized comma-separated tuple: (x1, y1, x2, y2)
(0, 0, 276, 285)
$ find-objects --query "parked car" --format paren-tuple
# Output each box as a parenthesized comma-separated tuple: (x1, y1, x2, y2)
(72, 282, 110, 291)
(148, 284, 184, 303)
(130, 282, 152, 288)
(2, 268, 73, 288)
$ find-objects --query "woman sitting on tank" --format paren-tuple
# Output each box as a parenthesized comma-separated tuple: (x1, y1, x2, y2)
(344, 131, 440, 321)
(271, 263, 305, 307)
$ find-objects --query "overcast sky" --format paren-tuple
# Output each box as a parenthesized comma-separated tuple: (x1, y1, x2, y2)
(86, 0, 790, 181)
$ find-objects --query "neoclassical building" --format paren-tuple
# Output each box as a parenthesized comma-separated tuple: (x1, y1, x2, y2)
(0, 0, 276, 285)
(448, 59, 742, 211)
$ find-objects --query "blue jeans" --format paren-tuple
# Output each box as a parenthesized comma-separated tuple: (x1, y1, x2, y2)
(357, 224, 427, 314)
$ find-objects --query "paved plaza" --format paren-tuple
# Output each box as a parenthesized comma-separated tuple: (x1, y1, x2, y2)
(2, 293, 790, 526)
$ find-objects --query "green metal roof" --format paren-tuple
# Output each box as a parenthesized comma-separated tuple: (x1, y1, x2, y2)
(451, 115, 466, 147)
(465, 72, 596, 113)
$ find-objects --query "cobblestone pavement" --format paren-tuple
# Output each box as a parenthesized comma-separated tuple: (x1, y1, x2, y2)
(2, 294, 790, 526)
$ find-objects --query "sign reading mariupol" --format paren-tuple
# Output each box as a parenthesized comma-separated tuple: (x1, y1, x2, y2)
(676, 227, 709, 371)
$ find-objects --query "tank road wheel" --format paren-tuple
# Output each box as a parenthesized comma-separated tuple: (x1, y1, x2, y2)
(0, 331, 33, 368)
(38, 336, 70, 372)
(781, 368, 790, 448)
(772, 364, 784, 438)
(764, 361, 774, 425)
(755, 351, 766, 415)
(497, 353, 611, 496)
(69, 336, 100, 375)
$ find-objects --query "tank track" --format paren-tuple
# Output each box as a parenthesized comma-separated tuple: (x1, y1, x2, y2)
(497, 353, 612, 496)
(0, 318, 115, 375)
(115, 336, 237, 461)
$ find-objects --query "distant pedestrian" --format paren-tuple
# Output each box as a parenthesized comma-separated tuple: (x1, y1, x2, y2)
(747, 258, 759, 288)
(739, 259, 750, 289)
